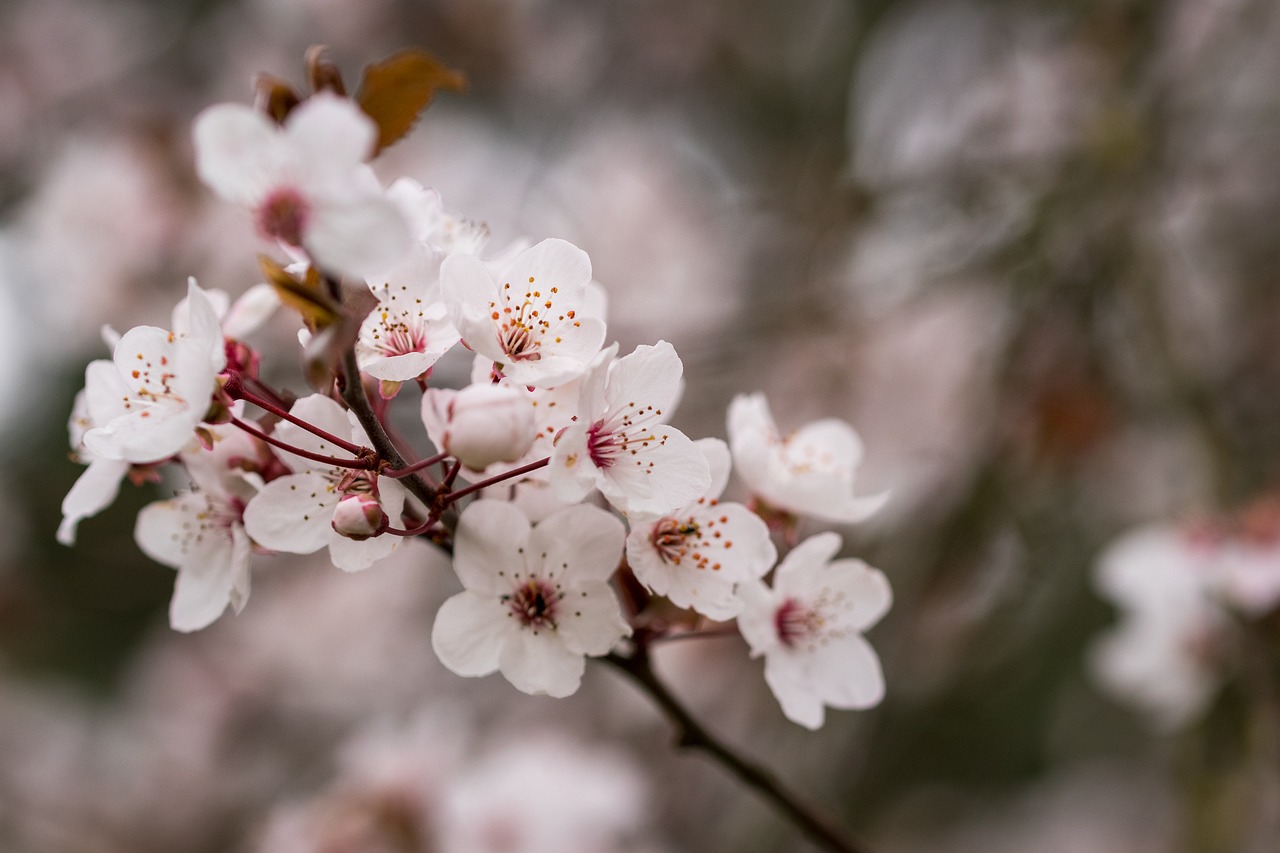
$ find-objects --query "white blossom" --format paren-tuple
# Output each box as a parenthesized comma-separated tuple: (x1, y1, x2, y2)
(57, 374, 130, 545)
(1089, 525, 1234, 730)
(431, 501, 629, 698)
(727, 393, 887, 524)
(134, 423, 262, 631)
(626, 438, 776, 619)
(550, 342, 710, 517)
(82, 279, 226, 465)
(738, 532, 891, 729)
(441, 238, 606, 387)
(241, 394, 407, 572)
(193, 92, 410, 280)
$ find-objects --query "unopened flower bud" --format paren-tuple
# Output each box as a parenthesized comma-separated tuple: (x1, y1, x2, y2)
(331, 493, 387, 540)
(422, 384, 536, 470)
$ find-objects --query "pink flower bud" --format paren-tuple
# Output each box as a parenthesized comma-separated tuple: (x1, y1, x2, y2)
(331, 493, 387, 541)
(422, 384, 536, 470)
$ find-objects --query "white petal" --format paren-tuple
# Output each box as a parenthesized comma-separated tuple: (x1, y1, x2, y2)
(557, 581, 630, 656)
(306, 193, 412, 281)
(548, 422, 599, 504)
(527, 504, 625, 585)
(241, 474, 334, 553)
(764, 654, 827, 730)
(432, 591, 510, 677)
(58, 458, 129, 545)
(736, 581, 782, 656)
(498, 238, 592, 302)
(453, 500, 532, 595)
(222, 284, 281, 339)
(82, 359, 130, 429)
(498, 632, 585, 697)
(192, 103, 280, 206)
(169, 532, 242, 632)
(804, 633, 886, 711)
(327, 525, 400, 572)
(598, 426, 710, 517)
(773, 532, 843, 593)
(696, 437, 732, 501)
(285, 92, 378, 177)
(603, 341, 684, 416)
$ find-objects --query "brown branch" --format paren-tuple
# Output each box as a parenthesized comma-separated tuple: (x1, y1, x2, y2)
(602, 647, 870, 853)
(337, 347, 438, 511)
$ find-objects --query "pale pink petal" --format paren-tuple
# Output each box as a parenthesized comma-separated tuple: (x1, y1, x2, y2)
(222, 283, 281, 339)
(696, 437, 732, 501)
(453, 500, 532, 595)
(598, 427, 710, 517)
(773, 532, 843, 594)
(58, 457, 129, 545)
(306, 193, 412, 281)
(327, 525, 400, 571)
(284, 93, 378, 177)
(548, 423, 598, 504)
(736, 581, 782, 656)
(241, 473, 334, 553)
(557, 581, 630, 656)
(169, 532, 243, 633)
(526, 504, 625, 585)
(498, 632, 586, 698)
(431, 591, 512, 677)
(804, 633, 885, 711)
(498, 238, 592, 301)
(764, 655, 826, 730)
(602, 341, 684, 416)
(192, 103, 281, 206)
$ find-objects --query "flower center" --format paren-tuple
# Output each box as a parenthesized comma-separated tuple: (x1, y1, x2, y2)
(504, 578, 563, 631)
(651, 517, 701, 566)
(373, 317, 427, 357)
(774, 597, 825, 649)
(256, 187, 310, 247)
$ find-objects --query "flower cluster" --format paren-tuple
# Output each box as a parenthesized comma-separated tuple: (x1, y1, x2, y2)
(58, 51, 894, 732)
(1090, 500, 1280, 730)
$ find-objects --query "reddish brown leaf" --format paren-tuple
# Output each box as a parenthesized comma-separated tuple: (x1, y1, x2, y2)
(355, 49, 467, 155)
(254, 75, 301, 124)
(258, 256, 341, 331)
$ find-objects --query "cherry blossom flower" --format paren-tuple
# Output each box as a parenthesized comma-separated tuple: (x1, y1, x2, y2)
(727, 393, 888, 524)
(193, 92, 410, 280)
(57, 371, 132, 545)
(440, 238, 606, 387)
(549, 342, 710, 517)
(242, 394, 407, 572)
(82, 279, 226, 464)
(1089, 525, 1234, 730)
(626, 438, 776, 619)
(431, 500, 630, 698)
(134, 424, 262, 632)
(737, 532, 892, 729)
(353, 180, 480, 383)
(421, 384, 537, 471)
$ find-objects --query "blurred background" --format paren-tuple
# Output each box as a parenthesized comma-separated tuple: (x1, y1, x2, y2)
(3, 0, 1280, 850)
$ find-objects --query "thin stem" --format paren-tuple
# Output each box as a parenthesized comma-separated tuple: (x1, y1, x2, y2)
(230, 417, 374, 470)
(603, 648, 868, 853)
(443, 457, 550, 504)
(386, 452, 450, 479)
(236, 385, 366, 456)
